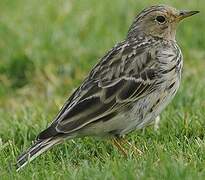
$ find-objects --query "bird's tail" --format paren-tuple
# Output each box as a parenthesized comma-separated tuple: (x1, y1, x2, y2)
(16, 137, 62, 171)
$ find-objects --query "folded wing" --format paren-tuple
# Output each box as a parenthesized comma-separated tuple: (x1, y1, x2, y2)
(37, 38, 160, 139)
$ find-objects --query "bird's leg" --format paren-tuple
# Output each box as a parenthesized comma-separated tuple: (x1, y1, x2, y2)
(111, 137, 128, 157)
(111, 137, 143, 156)
(154, 116, 160, 131)
(119, 138, 143, 155)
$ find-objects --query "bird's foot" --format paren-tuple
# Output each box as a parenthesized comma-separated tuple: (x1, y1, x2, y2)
(111, 137, 143, 157)
(111, 137, 128, 156)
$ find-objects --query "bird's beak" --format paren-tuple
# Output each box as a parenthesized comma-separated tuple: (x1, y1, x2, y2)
(176, 10, 199, 21)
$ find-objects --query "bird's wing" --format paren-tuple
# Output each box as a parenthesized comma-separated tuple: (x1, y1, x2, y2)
(38, 37, 161, 139)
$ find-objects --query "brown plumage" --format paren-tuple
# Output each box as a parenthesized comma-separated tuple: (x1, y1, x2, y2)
(16, 5, 199, 171)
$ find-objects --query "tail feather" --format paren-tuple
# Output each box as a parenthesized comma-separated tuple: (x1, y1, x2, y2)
(16, 137, 61, 171)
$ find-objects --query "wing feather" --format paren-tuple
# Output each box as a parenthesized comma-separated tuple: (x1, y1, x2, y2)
(37, 37, 161, 139)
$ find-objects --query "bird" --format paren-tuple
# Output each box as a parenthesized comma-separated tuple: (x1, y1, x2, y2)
(15, 5, 199, 171)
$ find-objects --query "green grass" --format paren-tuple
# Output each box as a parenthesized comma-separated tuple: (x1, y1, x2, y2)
(0, 0, 205, 179)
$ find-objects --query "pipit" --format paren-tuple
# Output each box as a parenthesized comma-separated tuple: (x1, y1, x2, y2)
(16, 5, 199, 170)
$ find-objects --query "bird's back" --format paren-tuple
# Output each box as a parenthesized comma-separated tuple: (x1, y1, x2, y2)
(77, 38, 183, 136)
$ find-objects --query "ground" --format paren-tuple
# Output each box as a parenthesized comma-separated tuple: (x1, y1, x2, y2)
(0, 0, 205, 179)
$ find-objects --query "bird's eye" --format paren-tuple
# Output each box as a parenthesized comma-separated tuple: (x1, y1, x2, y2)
(156, 16, 166, 24)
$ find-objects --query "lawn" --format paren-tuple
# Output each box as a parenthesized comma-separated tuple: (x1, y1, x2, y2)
(0, 0, 205, 179)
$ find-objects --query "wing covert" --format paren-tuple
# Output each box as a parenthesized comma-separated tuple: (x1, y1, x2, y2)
(38, 37, 161, 138)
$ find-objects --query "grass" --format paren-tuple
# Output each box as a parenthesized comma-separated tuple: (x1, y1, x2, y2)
(0, 0, 205, 179)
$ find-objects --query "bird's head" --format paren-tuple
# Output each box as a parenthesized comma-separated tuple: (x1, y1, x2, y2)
(127, 5, 199, 41)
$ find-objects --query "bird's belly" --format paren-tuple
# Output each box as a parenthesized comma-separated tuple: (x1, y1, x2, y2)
(120, 76, 181, 135)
